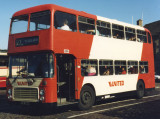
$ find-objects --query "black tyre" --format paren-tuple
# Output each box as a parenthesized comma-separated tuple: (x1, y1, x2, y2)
(78, 85, 95, 110)
(136, 80, 145, 99)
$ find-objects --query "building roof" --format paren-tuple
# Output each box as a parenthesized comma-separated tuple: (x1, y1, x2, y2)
(145, 20, 160, 36)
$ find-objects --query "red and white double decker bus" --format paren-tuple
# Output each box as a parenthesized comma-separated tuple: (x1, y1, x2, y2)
(0, 52, 8, 88)
(7, 4, 155, 110)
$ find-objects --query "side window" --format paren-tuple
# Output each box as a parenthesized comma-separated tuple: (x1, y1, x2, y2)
(97, 21, 111, 37)
(30, 10, 51, 31)
(115, 61, 126, 75)
(125, 27, 136, 41)
(128, 61, 138, 74)
(112, 24, 124, 39)
(137, 30, 147, 43)
(99, 60, 113, 75)
(148, 32, 152, 43)
(0, 56, 8, 67)
(54, 11, 77, 32)
(139, 61, 148, 74)
(81, 59, 98, 76)
(78, 16, 95, 35)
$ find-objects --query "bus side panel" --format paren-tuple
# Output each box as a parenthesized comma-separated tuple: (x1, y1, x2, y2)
(75, 59, 84, 99)
(0, 66, 7, 88)
(0, 77, 6, 88)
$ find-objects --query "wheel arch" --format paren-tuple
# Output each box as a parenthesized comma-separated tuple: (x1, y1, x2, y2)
(137, 79, 145, 89)
(81, 83, 96, 96)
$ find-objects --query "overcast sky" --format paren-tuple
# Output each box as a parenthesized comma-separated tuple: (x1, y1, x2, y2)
(0, 0, 159, 49)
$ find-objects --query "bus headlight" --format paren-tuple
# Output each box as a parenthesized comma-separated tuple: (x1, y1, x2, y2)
(40, 96, 45, 101)
(8, 88, 12, 95)
(40, 89, 45, 96)
(8, 95, 12, 99)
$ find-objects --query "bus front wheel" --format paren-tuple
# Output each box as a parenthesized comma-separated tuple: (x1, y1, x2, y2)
(136, 80, 145, 99)
(78, 85, 95, 110)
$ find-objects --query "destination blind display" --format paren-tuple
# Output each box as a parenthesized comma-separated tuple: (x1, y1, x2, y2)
(15, 36, 39, 47)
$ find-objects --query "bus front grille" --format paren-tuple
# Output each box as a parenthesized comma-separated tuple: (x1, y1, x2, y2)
(13, 88, 38, 102)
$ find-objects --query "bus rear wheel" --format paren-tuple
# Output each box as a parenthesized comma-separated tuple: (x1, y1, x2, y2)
(78, 85, 95, 110)
(136, 80, 145, 99)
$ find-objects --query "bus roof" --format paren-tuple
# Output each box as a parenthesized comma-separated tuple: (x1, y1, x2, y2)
(12, 4, 146, 30)
(12, 4, 96, 20)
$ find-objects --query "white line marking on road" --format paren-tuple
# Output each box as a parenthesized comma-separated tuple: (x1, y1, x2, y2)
(93, 98, 135, 108)
(143, 94, 160, 98)
(68, 94, 160, 119)
(93, 94, 160, 108)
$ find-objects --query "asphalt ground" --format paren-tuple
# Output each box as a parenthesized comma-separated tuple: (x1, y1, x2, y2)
(0, 82, 160, 119)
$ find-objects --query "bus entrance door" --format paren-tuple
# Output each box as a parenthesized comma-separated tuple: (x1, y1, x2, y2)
(56, 54, 75, 104)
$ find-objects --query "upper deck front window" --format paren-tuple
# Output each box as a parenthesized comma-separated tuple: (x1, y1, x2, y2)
(10, 15, 28, 34)
(30, 10, 51, 31)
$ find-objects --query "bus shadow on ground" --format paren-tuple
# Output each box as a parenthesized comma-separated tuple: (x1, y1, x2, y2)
(0, 102, 79, 116)
(0, 97, 133, 117)
(0, 89, 157, 117)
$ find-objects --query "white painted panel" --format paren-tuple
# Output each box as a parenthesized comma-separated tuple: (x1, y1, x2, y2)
(89, 36, 143, 60)
(0, 69, 8, 76)
(83, 75, 138, 96)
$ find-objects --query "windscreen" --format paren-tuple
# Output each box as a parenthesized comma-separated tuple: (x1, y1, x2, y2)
(9, 53, 54, 78)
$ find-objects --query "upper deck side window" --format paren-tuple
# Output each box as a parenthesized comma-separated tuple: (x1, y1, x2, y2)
(10, 15, 28, 34)
(137, 30, 147, 43)
(125, 27, 136, 41)
(97, 20, 111, 37)
(30, 10, 51, 31)
(78, 16, 95, 35)
(112, 24, 124, 40)
(54, 11, 77, 32)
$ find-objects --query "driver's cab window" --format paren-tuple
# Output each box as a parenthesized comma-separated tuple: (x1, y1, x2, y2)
(54, 11, 77, 32)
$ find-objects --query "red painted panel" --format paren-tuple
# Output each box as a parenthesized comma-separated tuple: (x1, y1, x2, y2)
(75, 59, 84, 99)
(8, 29, 52, 54)
(0, 77, 6, 88)
(138, 30, 155, 89)
(42, 78, 57, 103)
(53, 29, 94, 59)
